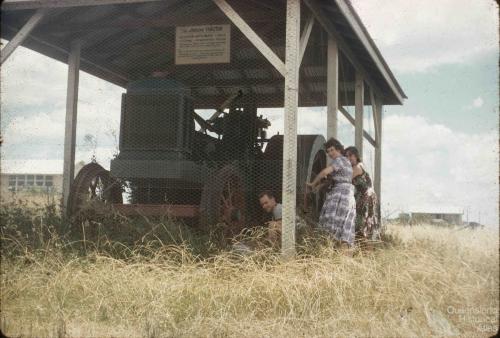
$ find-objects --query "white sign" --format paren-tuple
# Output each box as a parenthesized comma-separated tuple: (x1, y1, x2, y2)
(175, 25, 231, 65)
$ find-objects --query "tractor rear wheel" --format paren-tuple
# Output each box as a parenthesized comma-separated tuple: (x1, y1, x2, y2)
(305, 146, 328, 221)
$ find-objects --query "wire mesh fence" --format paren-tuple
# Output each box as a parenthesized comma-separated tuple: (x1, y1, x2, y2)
(3, 0, 382, 252)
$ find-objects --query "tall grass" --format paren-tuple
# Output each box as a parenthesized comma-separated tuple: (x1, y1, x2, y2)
(1, 203, 498, 337)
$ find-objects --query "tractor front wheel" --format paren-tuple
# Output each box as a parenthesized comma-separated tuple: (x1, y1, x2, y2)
(67, 162, 123, 219)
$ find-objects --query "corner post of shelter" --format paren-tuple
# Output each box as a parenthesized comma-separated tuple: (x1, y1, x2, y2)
(62, 40, 81, 213)
(354, 71, 364, 155)
(326, 35, 338, 139)
(281, 0, 301, 258)
(374, 98, 383, 209)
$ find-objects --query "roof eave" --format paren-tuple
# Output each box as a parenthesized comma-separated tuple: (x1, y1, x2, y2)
(334, 0, 407, 105)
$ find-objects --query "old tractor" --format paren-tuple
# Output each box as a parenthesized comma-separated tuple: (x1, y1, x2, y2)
(67, 78, 327, 234)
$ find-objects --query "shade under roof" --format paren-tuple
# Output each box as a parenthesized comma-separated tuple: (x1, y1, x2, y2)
(1, 0, 407, 109)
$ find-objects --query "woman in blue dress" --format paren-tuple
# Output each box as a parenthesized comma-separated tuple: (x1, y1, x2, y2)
(307, 138, 356, 248)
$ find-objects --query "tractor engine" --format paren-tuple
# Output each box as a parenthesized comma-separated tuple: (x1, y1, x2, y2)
(110, 79, 201, 204)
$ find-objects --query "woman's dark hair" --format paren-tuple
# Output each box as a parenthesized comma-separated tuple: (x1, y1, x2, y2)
(344, 146, 362, 163)
(324, 138, 344, 152)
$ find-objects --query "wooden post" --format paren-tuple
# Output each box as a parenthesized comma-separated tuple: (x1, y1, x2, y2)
(374, 99, 383, 206)
(354, 72, 364, 154)
(62, 41, 81, 212)
(281, 0, 300, 258)
(326, 35, 338, 139)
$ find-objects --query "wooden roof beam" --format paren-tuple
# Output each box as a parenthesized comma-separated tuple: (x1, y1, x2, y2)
(2, 24, 129, 86)
(304, 0, 386, 102)
(1, 8, 47, 64)
(213, 0, 286, 77)
(39, 10, 283, 33)
(339, 106, 376, 147)
(299, 14, 314, 65)
(2, 0, 166, 11)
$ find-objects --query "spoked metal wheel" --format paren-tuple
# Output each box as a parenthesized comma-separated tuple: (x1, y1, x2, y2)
(306, 149, 328, 221)
(67, 162, 123, 218)
(200, 165, 246, 237)
(297, 135, 327, 222)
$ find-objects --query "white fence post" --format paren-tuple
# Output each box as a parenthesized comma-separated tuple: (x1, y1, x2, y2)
(281, 0, 300, 258)
(62, 41, 81, 213)
(354, 71, 364, 155)
(326, 35, 338, 139)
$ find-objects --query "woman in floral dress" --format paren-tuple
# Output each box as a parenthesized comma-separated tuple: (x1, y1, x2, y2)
(307, 138, 356, 248)
(344, 146, 381, 242)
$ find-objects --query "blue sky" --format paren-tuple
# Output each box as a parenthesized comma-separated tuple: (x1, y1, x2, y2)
(1, 0, 498, 226)
(388, 53, 498, 134)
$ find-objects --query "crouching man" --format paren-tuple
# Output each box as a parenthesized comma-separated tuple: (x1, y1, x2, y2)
(258, 191, 282, 247)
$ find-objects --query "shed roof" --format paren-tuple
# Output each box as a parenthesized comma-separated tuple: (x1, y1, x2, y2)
(410, 206, 464, 215)
(1, 0, 406, 108)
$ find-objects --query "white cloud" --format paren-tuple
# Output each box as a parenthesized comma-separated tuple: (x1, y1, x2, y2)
(473, 97, 484, 108)
(3, 112, 64, 145)
(0, 45, 67, 112)
(381, 114, 498, 226)
(1, 43, 123, 119)
(2, 159, 63, 175)
(1, 45, 124, 160)
(464, 96, 485, 110)
(2, 101, 121, 149)
(350, 0, 499, 73)
(1, 146, 117, 174)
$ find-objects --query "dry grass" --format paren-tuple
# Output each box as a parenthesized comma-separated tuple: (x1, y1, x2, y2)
(1, 191, 60, 208)
(1, 207, 498, 337)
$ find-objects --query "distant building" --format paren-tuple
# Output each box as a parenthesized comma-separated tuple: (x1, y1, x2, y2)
(398, 212, 411, 223)
(3, 173, 61, 193)
(1, 160, 63, 202)
(408, 206, 463, 225)
(0, 160, 84, 203)
(465, 221, 484, 229)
